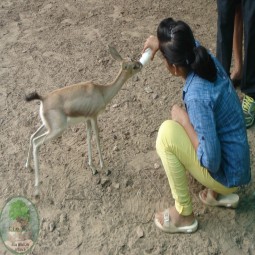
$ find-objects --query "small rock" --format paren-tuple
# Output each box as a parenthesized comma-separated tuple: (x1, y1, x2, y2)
(42, 221, 48, 231)
(145, 86, 153, 94)
(136, 226, 144, 238)
(61, 19, 74, 26)
(101, 178, 111, 188)
(113, 145, 119, 151)
(55, 237, 63, 246)
(96, 177, 101, 185)
(112, 104, 119, 108)
(59, 213, 67, 224)
(145, 244, 154, 253)
(124, 133, 130, 140)
(113, 183, 120, 189)
(106, 186, 112, 192)
(152, 93, 159, 99)
(48, 222, 56, 232)
(154, 163, 160, 169)
(125, 179, 133, 187)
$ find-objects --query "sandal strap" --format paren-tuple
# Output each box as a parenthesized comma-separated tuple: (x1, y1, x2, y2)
(163, 209, 170, 227)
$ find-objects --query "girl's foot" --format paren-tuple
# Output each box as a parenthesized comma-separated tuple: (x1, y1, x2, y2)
(199, 189, 239, 208)
(154, 206, 198, 233)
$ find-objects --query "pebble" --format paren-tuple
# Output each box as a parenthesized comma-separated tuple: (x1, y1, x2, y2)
(55, 237, 63, 246)
(125, 179, 133, 187)
(152, 93, 159, 99)
(49, 222, 56, 232)
(101, 178, 111, 188)
(154, 163, 160, 169)
(96, 177, 101, 185)
(145, 86, 153, 94)
(61, 19, 73, 26)
(145, 244, 154, 253)
(113, 183, 120, 189)
(136, 226, 144, 238)
(59, 213, 67, 224)
(113, 145, 119, 151)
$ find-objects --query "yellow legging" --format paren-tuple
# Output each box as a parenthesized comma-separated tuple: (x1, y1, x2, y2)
(156, 120, 237, 216)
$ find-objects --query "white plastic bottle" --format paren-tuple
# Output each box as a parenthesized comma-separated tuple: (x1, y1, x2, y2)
(139, 48, 153, 66)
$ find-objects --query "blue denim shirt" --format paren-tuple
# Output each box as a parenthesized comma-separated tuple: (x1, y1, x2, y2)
(183, 56, 251, 187)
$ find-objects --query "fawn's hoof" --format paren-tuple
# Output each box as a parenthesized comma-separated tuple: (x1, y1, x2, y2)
(25, 164, 33, 172)
(105, 169, 111, 176)
(34, 188, 40, 199)
(92, 169, 98, 175)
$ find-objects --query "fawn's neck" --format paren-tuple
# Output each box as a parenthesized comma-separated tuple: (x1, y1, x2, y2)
(102, 70, 131, 103)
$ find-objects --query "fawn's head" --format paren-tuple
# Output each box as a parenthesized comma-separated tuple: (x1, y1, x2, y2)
(108, 46, 142, 76)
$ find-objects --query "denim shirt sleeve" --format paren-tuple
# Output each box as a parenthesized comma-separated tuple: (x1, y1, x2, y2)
(186, 99, 221, 173)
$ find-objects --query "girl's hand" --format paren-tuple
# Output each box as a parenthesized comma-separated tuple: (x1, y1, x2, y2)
(171, 104, 199, 150)
(171, 104, 190, 127)
(142, 35, 159, 60)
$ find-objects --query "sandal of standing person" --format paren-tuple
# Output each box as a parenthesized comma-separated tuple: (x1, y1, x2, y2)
(242, 94, 255, 128)
(199, 189, 239, 208)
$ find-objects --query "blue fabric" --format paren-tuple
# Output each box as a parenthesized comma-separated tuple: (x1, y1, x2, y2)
(183, 55, 251, 187)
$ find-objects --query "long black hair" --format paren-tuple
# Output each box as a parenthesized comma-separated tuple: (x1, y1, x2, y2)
(157, 18, 217, 82)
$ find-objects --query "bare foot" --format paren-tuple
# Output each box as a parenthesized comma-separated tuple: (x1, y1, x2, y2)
(199, 189, 218, 201)
(155, 206, 195, 228)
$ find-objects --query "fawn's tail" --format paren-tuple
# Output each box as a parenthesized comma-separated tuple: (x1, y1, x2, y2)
(25, 92, 42, 102)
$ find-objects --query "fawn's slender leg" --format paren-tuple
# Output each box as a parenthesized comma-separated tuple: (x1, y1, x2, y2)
(26, 125, 45, 168)
(91, 118, 110, 175)
(32, 128, 64, 197)
(32, 132, 48, 197)
(86, 119, 98, 175)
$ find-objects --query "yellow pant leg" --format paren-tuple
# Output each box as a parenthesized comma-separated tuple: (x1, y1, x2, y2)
(156, 120, 237, 216)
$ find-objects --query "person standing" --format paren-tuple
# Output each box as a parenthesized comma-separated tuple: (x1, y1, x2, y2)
(231, 4, 243, 87)
(216, 0, 255, 128)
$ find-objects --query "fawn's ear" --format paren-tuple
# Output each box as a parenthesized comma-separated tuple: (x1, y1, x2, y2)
(108, 45, 123, 61)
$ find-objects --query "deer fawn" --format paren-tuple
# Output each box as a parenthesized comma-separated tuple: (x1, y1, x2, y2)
(25, 46, 143, 197)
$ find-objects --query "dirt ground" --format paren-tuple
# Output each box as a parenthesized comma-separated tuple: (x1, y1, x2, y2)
(0, 0, 255, 254)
